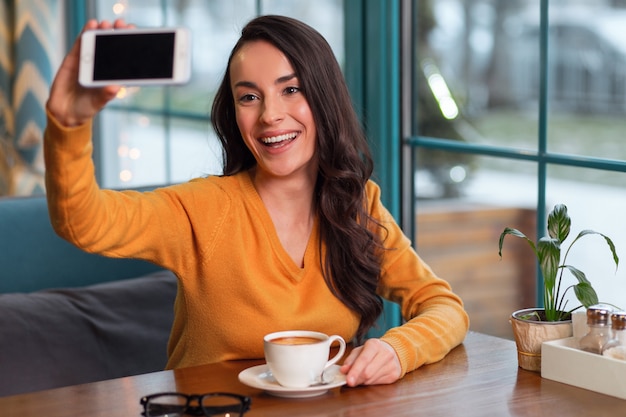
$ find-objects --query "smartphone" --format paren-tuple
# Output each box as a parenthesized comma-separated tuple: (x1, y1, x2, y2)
(78, 27, 191, 87)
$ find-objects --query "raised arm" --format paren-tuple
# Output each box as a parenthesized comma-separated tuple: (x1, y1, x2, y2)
(46, 19, 130, 127)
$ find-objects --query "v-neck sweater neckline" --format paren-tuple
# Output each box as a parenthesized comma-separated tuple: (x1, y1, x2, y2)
(238, 172, 320, 279)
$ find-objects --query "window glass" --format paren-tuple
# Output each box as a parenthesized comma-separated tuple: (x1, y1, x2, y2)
(260, 0, 345, 66)
(416, 0, 540, 146)
(169, 118, 223, 180)
(413, 0, 626, 336)
(546, 167, 626, 311)
(414, 0, 542, 199)
(545, 2, 626, 160)
(88, 0, 344, 188)
(98, 110, 168, 186)
(416, 155, 539, 339)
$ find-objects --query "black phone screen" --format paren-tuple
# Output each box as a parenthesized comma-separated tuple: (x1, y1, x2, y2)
(93, 32, 175, 81)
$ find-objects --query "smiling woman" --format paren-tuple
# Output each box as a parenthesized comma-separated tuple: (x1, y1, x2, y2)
(43, 14, 468, 388)
(229, 40, 317, 185)
(210, 16, 388, 346)
(233, 44, 317, 268)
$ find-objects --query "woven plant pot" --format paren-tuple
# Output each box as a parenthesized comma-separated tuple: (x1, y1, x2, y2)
(510, 308, 573, 372)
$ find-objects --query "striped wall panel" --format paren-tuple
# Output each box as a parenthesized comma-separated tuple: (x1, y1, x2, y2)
(1, 0, 61, 195)
(0, 1, 13, 139)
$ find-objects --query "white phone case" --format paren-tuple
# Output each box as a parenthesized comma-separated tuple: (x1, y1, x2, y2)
(78, 27, 191, 87)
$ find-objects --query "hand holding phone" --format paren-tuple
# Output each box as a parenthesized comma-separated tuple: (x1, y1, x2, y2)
(78, 27, 191, 87)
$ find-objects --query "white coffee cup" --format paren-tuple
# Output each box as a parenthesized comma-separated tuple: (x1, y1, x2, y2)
(263, 330, 347, 388)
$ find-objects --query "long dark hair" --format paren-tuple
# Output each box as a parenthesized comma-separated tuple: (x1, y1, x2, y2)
(211, 15, 384, 341)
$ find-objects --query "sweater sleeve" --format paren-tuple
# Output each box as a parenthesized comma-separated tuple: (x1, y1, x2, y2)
(366, 182, 470, 377)
(43, 111, 223, 273)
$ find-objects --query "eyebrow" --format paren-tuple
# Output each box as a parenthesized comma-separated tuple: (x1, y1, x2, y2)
(233, 73, 298, 89)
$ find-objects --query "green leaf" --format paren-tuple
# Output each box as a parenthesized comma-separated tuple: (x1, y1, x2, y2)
(500, 203, 620, 321)
(547, 204, 570, 242)
(578, 230, 620, 270)
(563, 230, 620, 273)
(498, 227, 537, 258)
(573, 282, 599, 308)
(562, 265, 590, 285)
(602, 234, 620, 270)
(537, 237, 560, 312)
(537, 237, 560, 289)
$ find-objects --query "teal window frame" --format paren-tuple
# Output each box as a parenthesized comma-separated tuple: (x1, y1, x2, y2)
(62, 0, 626, 338)
(345, 0, 402, 335)
(403, 0, 626, 309)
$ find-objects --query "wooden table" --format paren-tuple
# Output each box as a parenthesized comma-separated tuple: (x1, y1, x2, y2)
(2, 332, 624, 416)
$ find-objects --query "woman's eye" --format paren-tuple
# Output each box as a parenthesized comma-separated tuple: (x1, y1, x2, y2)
(284, 86, 300, 95)
(238, 94, 257, 103)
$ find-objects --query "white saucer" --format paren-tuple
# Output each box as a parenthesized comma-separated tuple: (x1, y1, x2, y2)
(238, 364, 346, 398)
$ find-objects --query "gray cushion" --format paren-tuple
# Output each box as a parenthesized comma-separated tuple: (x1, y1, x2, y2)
(0, 270, 177, 397)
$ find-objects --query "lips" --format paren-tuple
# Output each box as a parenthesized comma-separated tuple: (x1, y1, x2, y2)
(260, 132, 298, 147)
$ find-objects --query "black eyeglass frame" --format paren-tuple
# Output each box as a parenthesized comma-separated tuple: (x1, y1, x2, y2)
(140, 391, 252, 417)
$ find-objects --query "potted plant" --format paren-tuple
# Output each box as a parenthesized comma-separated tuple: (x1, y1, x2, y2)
(499, 203, 619, 371)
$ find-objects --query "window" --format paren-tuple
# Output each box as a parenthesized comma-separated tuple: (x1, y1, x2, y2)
(406, 0, 626, 338)
(84, 0, 344, 188)
(72, 1, 626, 339)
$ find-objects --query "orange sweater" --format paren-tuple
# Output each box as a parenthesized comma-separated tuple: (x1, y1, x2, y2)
(43, 113, 469, 376)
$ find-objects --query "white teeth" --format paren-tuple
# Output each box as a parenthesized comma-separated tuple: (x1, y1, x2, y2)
(261, 132, 297, 144)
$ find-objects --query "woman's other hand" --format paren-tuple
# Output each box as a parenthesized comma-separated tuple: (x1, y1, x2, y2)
(47, 19, 132, 127)
(340, 338, 402, 386)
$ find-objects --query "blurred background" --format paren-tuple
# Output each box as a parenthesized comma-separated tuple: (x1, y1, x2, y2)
(2, 0, 626, 338)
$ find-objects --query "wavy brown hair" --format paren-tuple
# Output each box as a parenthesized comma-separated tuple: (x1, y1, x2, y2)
(211, 15, 384, 341)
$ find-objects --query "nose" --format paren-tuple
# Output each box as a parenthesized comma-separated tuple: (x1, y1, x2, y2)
(259, 96, 284, 125)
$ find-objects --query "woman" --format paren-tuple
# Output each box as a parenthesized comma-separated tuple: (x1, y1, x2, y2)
(44, 15, 468, 387)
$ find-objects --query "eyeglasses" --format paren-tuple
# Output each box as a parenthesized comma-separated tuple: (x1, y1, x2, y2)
(140, 392, 251, 417)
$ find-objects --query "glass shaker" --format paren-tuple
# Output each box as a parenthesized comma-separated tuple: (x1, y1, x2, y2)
(602, 311, 626, 360)
(579, 304, 613, 354)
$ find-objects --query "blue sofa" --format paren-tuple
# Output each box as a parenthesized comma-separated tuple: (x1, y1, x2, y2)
(0, 194, 177, 397)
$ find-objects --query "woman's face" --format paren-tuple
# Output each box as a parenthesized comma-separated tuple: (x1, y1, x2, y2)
(230, 40, 317, 181)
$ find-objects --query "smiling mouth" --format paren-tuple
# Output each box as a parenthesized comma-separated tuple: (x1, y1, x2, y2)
(260, 132, 298, 148)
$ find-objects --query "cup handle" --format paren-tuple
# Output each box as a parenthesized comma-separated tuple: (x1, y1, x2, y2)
(324, 335, 347, 370)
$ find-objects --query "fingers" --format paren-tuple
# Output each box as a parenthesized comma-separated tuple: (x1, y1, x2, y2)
(340, 338, 402, 387)
(47, 19, 131, 127)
